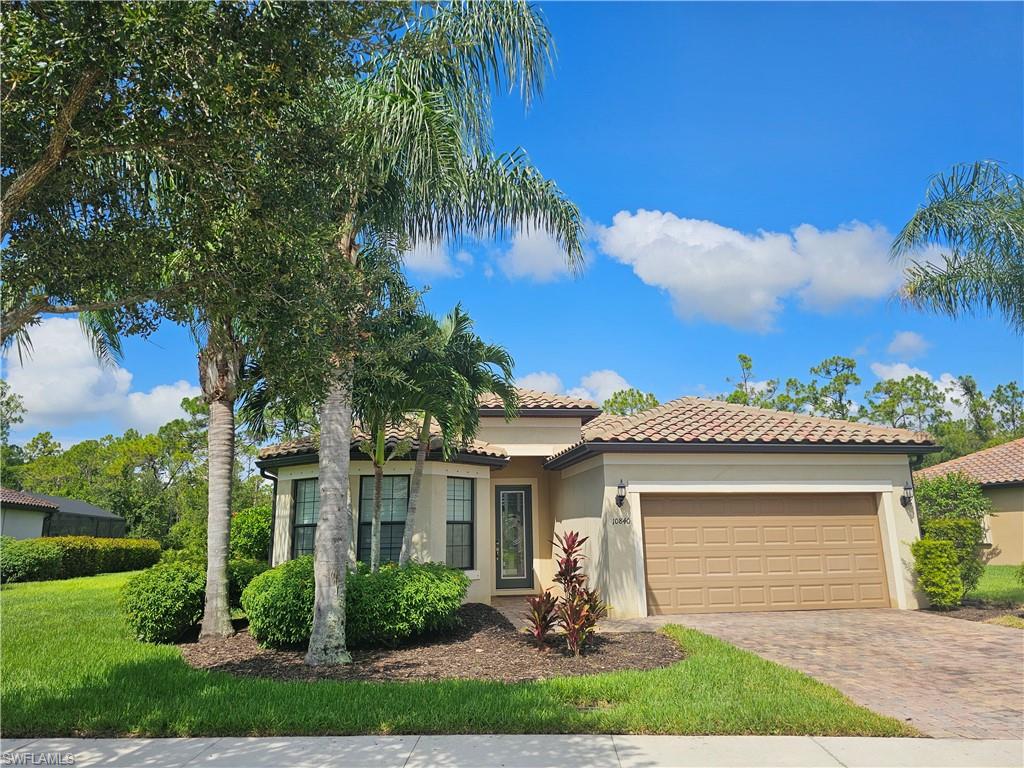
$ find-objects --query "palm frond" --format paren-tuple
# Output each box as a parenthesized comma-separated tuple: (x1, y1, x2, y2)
(78, 309, 124, 368)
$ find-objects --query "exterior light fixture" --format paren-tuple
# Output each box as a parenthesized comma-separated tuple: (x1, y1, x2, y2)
(615, 479, 628, 508)
(900, 481, 914, 509)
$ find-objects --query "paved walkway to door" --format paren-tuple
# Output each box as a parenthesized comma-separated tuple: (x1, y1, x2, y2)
(640, 609, 1024, 740)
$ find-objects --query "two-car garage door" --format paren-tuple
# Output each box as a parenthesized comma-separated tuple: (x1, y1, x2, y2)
(642, 493, 891, 614)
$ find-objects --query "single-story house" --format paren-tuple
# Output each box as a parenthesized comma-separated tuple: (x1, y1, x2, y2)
(915, 438, 1024, 565)
(0, 487, 126, 539)
(256, 390, 938, 617)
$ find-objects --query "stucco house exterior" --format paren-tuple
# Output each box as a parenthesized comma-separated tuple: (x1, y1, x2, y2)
(256, 389, 938, 618)
(0, 487, 127, 539)
(915, 438, 1024, 566)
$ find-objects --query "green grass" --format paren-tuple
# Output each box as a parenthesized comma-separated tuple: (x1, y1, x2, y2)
(966, 565, 1024, 606)
(0, 572, 915, 738)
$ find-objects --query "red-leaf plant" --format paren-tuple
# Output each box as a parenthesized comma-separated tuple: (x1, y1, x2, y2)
(523, 530, 607, 655)
(524, 591, 558, 649)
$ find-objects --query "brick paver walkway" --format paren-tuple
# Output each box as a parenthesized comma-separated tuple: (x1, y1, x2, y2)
(661, 609, 1024, 740)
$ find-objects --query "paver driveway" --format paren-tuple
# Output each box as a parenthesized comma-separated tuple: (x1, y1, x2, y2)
(654, 609, 1024, 739)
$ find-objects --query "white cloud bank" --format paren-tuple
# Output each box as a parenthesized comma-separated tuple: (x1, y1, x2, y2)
(403, 240, 461, 276)
(594, 210, 910, 331)
(886, 330, 930, 359)
(4, 318, 201, 437)
(498, 228, 575, 282)
(517, 368, 631, 404)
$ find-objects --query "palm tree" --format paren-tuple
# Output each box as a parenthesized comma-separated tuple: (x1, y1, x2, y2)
(304, 2, 583, 667)
(892, 161, 1024, 333)
(192, 315, 244, 639)
(399, 305, 517, 566)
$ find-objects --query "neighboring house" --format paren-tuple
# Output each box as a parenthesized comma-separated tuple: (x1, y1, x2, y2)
(1, 488, 59, 539)
(915, 438, 1024, 566)
(0, 487, 126, 539)
(256, 389, 938, 617)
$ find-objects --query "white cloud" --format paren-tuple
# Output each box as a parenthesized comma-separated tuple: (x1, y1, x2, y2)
(567, 370, 632, 403)
(518, 368, 631, 404)
(517, 371, 564, 393)
(869, 360, 966, 420)
(498, 228, 574, 282)
(886, 330, 929, 359)
(595, 210, 907, 331)
(4, 318, 201, 437)
(403, 241, 460, 276)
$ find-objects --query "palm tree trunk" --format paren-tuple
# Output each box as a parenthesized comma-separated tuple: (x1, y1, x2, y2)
(305, 358, 354, 666)
(399, 413, 431, 566)
(371, 458, 383, 572)
(198, 318, 240, 640)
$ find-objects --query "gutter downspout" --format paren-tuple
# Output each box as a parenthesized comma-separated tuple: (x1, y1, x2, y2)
(259, 467, 278, 566)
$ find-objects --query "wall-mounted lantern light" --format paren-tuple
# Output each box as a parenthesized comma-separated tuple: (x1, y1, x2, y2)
(615, 479, 628, 508)
(900, 481, 914, 509)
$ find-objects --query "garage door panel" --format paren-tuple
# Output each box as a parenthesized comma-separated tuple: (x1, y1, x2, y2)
(642, 493, 890, 614)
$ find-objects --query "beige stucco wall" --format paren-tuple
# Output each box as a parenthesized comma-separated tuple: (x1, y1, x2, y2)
(984, 485, 1024, 565)
(548, 452, 924, 618)
(476, 416, 583, 457)
(270, 459, 493, 603)
(0, 508, 47, 539)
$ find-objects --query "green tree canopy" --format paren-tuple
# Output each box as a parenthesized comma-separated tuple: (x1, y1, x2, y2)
(603, 388, 660, 416)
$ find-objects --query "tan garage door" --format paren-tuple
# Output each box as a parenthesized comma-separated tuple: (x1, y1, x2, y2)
(642, 493, 891, 614)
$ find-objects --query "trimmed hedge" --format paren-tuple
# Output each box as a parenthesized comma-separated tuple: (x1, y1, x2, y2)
(120, 562, 206, 643)
(0, 535, 160, 583)
(240, 557, 314, 647)
(922, 518, 985, 594)
(0, 536, 62, 583)
(911, 538, 964, 610)
(242, 558, 470, 649)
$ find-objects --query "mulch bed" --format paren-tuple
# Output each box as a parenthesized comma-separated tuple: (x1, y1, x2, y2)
(926, 599, 1024, 624)
(180, 603, 683, 683)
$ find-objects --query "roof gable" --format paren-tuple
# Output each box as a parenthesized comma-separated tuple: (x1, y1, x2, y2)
(915, 438, 1024, 487)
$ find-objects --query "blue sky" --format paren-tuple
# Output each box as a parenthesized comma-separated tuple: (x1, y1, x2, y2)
(6, 2, 1022, 445)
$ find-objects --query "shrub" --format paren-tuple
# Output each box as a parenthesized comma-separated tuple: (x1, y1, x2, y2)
(524, 591, 558, 648)
(230, 506, 272, 561)
(916, 472, 991, 526)
(911, 538, 964, 610)
(923, 518, 985, 594)
(241, 556, 315, 647)
(228, 558, 269, 607)
(119, 562, 206, 643)
(0, 537, 62, 583)
(242, 558, 469, 649)
(41, 536, 161, 578)
(45, 536, 102, 577)
(1017, 562, 1024, 588)
(550, 530, 607, 655)
(346, 562, 469, 647)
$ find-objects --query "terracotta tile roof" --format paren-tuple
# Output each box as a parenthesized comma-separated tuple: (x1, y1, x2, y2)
(0, 487, 59, 511)
(914, 438, 1024, 486)
(258, 420, 507, 462)
(478, 387, 599, 411)
(547, 397, 935, 464)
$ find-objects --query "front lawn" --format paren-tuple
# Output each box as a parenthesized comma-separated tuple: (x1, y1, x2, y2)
(0, 573, 914, 738)
(966, 565, 1024, 606)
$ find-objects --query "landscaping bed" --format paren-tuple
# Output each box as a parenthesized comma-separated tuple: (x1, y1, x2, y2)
(926, 600, 1024, 627)
(181, 603, 682, 683)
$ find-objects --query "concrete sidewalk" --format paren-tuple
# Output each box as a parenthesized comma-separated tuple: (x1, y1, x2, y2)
(2, 735, 1021, 768)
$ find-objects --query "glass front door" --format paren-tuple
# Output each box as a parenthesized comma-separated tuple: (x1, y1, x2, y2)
(494, 485, 533, 589)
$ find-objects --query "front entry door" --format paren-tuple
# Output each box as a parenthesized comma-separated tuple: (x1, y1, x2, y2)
(495, 485, 534, 589)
